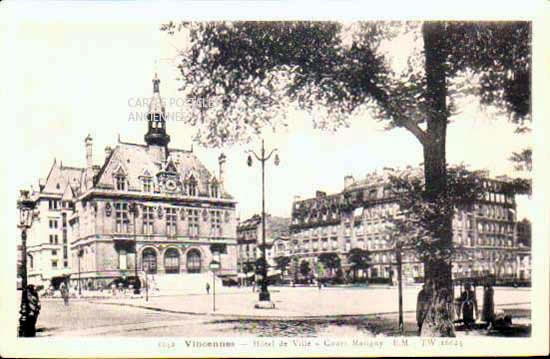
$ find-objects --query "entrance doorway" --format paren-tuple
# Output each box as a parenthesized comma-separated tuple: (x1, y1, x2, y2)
(164, 248, 180, 274)
(186, 249, 201, 273)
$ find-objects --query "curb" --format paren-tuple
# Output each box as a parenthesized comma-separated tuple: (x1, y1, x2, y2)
(88, 300, 531, 321)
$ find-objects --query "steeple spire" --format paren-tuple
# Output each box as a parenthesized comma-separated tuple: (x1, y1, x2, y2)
(144, 73, 170, 161)
(153, 72, 160, 93)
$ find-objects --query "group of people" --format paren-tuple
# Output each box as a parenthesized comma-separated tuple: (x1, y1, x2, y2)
(417, 281, 495, 334)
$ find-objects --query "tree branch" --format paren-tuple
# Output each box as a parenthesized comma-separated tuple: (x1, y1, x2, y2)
(398, 116, 429, 146)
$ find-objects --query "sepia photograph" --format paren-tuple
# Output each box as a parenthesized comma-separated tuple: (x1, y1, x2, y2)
(1, 0, 548, 357)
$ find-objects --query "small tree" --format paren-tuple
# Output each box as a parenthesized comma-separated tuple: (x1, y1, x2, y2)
(291, 256, 300, 282)
(274, 256, 291, 276)
(318, 252, 341, 278)
(299, 260, 311, 281)
(347, 248, 371, 282)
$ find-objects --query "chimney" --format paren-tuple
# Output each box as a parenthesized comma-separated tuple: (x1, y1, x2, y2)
(105, 146, 113, 162)
(344, 175, 355, 189)
(85, 134, 93, 189)
(218, 152, 226, 190)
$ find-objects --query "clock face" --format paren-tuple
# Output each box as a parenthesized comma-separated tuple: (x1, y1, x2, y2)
(166, 179, 177, 191)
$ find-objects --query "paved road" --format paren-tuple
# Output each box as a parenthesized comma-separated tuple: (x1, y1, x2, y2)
(36, 300, 381, 337)
(32, 286, 530, 337)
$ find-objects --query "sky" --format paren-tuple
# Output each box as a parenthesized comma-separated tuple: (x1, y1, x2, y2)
(11, 21, 532, 221)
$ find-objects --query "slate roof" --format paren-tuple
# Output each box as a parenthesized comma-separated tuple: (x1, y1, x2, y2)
(93, 140, 230, 198)
(41, 160, 85, 195)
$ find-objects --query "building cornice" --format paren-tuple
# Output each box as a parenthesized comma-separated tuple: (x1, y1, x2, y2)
(77, 189, 237, 207)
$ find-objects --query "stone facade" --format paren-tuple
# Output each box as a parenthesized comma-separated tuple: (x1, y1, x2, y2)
(23, 75, 238, 289)
(236, 214, 290, 276)
(287, 168, 532, 284)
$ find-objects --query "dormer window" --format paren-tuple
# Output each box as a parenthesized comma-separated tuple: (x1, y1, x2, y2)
(210, 180, 219, 198)
(142, 178, 153, 192)
(186, 175, 197, 196)
(115, 175, 126, 191)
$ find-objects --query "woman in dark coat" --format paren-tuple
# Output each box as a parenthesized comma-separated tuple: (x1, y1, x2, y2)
(460, 282, 478, 329)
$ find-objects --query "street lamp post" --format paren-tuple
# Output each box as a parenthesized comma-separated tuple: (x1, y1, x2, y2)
(395, 242, 404, 335)
(77, 248, 83, 295)
(247, 139, 279, 306)
(129, 202, 140, 295)
(17, 190, 37, 337)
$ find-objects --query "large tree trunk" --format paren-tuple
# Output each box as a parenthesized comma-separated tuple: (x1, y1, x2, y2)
(420, 22, 455, 337)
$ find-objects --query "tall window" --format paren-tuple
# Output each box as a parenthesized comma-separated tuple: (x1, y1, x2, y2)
(187, 176, 197, 196)
(48, 200, 59, 210)
(210, 210, 222, 237)
(143, 206, 154, 235)
(210, 181, 219, 198)
(188, 209, 200, 237)
(142, 178, 153, 192)
(115, 175, 126, 191)
(166, 208, 177, 236)
(115, 202, 129, 233)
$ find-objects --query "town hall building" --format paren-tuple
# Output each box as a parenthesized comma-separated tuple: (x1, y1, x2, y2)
(25, 75, 238, 290)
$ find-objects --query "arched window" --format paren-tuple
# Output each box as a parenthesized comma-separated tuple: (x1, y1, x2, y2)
(164, 248, 180, 274)
(186, 249, 201, 273)
(142, 248, 157, 274)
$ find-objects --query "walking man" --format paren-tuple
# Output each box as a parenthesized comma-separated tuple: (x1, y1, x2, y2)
(60, 282, 69, 306)
(206, 282, 210, 295)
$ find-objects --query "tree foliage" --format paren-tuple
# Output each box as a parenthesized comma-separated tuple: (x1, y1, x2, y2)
(299, 260, 311, 278)
(346, 248, 371, 281)
(385, 165, 485, 261)
(274, 256, 291, 274)
(509, 148, 532, 172)
(162, 21, 530, 147)
(318, 252, 341, 277)
(163, 20, 531, 337)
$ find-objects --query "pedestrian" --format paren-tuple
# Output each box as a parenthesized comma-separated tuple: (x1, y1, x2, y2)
(416, 284, 430, 335)
(317, 279, 322, 290)
(460, 282, 478, 329)
(482, 281, 495, 330)
(206, 282, 210, 295)
(60, 282, 69, 306)
(20, 285, 41, 337)
(111, 283, 116, 296)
